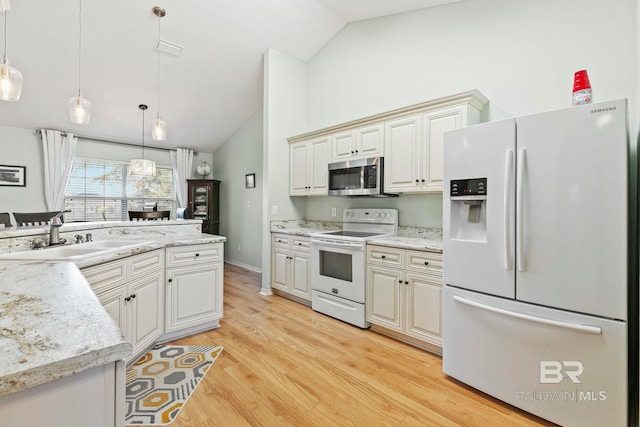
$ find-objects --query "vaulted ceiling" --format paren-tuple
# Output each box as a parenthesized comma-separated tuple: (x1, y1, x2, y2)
(0, 0, 460, 152)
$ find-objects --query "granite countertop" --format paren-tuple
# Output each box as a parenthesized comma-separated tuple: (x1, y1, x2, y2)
(271, 220, 443, 253)
(71, 234, 226, 269)
(0, 262, 130, 397)
(271, 220, 341, 236)
(0, 231, 227, 397)
(367, 235, 442, 253)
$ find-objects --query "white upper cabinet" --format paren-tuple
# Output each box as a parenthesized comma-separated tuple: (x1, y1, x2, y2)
(289, 136, 329, 196)
(385, 101, 484, 193)
(288, 90, 488, 196)
(331, 123, 384, 162)
(384, 115, 422, 192)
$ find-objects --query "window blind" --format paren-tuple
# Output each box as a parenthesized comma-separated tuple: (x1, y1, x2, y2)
(64, 158, 175, 222)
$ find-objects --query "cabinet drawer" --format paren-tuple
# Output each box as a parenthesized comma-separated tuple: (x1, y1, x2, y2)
(291, 237, 310, 250)
(130, 249, 164, 279)
(367, 246, 404, 268)
(272, 234, 290, 246)
(406, 251, 443, 275)
(82, 259, 128, 294)
(166, 243, 222, 267)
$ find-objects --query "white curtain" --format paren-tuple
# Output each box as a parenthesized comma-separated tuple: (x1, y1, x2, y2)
(41, 129, 77, 211)
(170, 148, 194, 208)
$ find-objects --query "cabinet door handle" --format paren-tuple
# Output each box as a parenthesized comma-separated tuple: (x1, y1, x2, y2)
(398, 279, 402, 283)
(404, 281, 409, 285)
(415, 179, 419, 183)
(424, 261, 429, 266)
(355, 150, 359, 153)
(351, 150, 354, 154)
(168, 278, 173, 283)
(131, 293, 136, 299)
(381, 255, 386, 259)
(195, 253, 200, 257)
(124, 296, 130, 302)
(297, 242, 302, 246)
(421, 179, 425, 183)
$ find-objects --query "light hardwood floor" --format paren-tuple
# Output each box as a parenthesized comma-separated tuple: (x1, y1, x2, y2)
(160, 264, 556, 427)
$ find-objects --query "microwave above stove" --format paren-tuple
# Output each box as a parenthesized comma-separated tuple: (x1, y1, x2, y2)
(327, 157, 397, 197)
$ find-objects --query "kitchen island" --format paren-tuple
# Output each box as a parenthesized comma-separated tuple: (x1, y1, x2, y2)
(0, 219, 226, 427)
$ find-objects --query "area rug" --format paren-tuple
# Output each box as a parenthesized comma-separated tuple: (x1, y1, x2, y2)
(125, 345, 223, 425)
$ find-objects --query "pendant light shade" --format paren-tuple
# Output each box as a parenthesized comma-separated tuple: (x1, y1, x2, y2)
(129, 104, 157, 177)
(151, 6, 167, 141)
(68, 93, 92, 124)
(68, 0, 91, 123)
(0, 58, 21, 101)
(129, 158, 157, 176)
(1, 7, 22, 102)
(151, 116, 167, 141)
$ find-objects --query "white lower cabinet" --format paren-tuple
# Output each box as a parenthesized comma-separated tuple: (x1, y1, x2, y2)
(82, 250, 165, 361)
(164, 243, 224, 339)
(271, 233, 311, 302)
(0, 361, 126, 427)
(366, 245, 443, 351)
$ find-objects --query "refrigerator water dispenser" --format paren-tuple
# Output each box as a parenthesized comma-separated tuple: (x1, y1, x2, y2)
(449, 178, 487, 241)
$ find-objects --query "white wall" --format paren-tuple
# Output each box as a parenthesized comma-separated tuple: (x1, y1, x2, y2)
(0, 124, 213, 214)
(211, 109, 263, 272)
(297, 0, 637, 227)
(307, 0, 637, 129)
(0, 126, 45, 212)
(261, 48, 309, 291)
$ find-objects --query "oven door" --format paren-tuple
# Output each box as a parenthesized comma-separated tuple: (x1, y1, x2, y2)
(310, 239, 366, 303)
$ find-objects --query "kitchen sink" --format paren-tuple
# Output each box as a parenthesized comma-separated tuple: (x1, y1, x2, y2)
(0, 240, 154, 261)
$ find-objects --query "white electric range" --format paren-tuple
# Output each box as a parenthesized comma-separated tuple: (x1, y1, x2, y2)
(309, 209, 398, 328)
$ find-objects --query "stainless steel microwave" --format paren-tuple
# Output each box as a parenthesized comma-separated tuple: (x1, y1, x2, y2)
(327, 157, 397, 197)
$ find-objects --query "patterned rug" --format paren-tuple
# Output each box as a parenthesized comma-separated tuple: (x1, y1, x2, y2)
(125, 345, 223, 425)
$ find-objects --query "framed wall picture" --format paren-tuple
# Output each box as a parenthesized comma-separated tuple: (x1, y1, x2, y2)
(245, 173, 255, 189)
(0, 165, 26, 187)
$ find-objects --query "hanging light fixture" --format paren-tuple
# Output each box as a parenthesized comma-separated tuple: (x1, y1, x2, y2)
(150, 6, 167, 141)
(0, 2, 23, 102)
(129, 104, 157, 176)
(68, 0, 91, 123)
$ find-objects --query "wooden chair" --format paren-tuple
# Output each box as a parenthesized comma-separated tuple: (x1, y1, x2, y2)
(0, 212, 12, 228)
(13, 211, 65, 227)
(128, 210, 171, 221)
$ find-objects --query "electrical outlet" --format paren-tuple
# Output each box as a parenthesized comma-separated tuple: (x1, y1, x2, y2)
(272, 205, 278, 215)
(331, 207, 337, 217)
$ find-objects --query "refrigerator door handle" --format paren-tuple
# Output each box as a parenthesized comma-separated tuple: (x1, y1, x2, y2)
(516, 148, 526, 271)
(452, 295, 602, 335)
(504, 150, 514, 270)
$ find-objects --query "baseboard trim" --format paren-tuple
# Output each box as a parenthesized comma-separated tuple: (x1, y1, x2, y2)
(225, 260, 262, 274)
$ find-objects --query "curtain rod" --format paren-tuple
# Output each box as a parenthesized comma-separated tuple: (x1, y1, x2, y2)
(34, 129, 199, 155)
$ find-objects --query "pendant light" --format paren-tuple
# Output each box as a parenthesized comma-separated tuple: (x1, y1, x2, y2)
(150, 6, 167, 141)
(129, 104, 157, 176)
(0, 3, 22, 102)
(68, 0, 91, 123)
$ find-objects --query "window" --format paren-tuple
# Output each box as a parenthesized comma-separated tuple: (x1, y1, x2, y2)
(64, 158, 175, 222)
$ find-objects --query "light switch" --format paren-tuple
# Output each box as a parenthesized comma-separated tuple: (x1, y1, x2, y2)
(272, 205, 278, 215)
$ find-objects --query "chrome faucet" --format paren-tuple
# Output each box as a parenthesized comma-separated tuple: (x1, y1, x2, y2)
(49, 209, 71, 246)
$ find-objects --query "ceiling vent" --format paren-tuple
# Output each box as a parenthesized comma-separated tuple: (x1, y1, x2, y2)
(155, 39, 183, 57)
